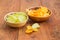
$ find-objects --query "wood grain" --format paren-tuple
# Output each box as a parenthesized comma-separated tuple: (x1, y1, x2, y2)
(18, 0, 43, 40)
(40, 0, 60, 40)
(0, 0, 20, 40)
(0, 0, 60, 40)
(18, 0, 49, 40)
(20, 0, 40, 11)
(18, 0, 60, 40)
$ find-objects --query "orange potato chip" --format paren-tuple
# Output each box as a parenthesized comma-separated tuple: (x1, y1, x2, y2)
(27, 25, 32, 29)
(28, 6, 49, 17)
(25, 29, 33, 33)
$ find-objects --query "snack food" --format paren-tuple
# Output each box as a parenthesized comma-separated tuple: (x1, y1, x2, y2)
(28, 6, 50, 17)
(6, 12, 27, 23)
(4, 12, 28, 27)
(25, 23, 40, 33)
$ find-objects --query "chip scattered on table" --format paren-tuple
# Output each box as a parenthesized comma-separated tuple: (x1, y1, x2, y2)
(25, 23, 40, 34)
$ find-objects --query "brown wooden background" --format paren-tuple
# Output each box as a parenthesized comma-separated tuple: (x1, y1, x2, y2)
(0, 0, 60, 40)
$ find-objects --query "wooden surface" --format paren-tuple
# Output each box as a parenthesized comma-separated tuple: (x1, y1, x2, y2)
(0, 0, 60, 40)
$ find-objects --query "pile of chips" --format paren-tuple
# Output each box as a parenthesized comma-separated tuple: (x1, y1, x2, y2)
(25, 23, 40, 33)
(28, 6, 49, 17)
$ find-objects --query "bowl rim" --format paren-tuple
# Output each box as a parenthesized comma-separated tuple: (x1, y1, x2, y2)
(26, 6, 52, 18)
(4, 12, 29, 24)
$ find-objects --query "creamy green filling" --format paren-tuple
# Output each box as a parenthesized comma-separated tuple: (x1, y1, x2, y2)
(6, 12, 27, 23)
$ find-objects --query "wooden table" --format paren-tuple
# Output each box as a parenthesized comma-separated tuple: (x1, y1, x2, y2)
(0, 0, 60, 40)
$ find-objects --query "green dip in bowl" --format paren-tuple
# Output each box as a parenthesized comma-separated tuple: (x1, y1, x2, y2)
(4, 12, 28, 27)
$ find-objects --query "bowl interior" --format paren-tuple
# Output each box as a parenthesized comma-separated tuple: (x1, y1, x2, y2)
(27, 6, 51, 18)
(4, 12, 28, 24)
